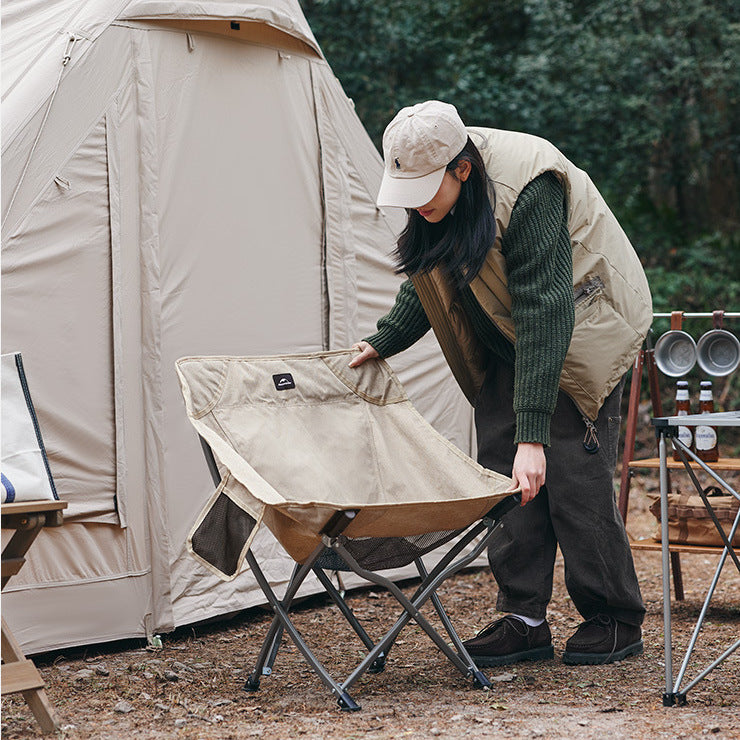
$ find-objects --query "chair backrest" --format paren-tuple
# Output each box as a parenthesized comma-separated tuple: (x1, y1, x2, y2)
(176, 350, 514, 574)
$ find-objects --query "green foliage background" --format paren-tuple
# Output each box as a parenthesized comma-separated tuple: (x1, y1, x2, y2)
(302, 0, 740, 419)
(301, 0, 739, 308)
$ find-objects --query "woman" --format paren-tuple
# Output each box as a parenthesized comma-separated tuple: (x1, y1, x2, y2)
(350, 100, 652, 666)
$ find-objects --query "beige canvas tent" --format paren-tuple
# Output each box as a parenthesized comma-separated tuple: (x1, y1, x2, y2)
(1, 0, 475, 653)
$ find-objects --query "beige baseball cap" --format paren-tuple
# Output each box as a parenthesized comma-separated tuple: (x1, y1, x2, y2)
(376, 100, 468, 209)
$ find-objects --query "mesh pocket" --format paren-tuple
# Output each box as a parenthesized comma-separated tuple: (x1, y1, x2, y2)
(316, 529, 462, 572)
(191, 491, 258, 577)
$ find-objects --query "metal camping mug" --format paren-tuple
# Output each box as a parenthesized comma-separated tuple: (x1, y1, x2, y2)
(696, 329, 740, 377)
(653, 330, 697, 377)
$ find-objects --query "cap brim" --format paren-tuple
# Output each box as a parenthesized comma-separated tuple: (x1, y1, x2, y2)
(376, 167, 446, 209)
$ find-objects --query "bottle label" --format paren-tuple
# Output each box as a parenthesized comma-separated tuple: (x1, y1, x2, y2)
(695, 425, 717, 451)
(677, 426, 693, 447)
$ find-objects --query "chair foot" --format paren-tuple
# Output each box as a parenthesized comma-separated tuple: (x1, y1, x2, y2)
(662, 691, 689, 707)
(243, 675, 261, 692)
(367, 653, 386, 674)
(337, 692, 361, 712)
(472, 668, 492, 689)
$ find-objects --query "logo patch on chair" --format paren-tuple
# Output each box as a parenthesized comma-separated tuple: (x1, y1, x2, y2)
(272, 373, 295, 391)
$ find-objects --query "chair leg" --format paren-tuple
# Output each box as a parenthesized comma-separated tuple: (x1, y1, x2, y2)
(244, 550, 361, 711)
(313, 568, 386, 673)
(259, 563, 304, 676)
(238, 508, 512, 709)
(336, 517, 501, 692)
(415, 558, 492, 689)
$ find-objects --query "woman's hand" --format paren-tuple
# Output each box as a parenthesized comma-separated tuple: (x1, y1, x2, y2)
(508, 442, 546, 505)
(348, 341, 379, 367)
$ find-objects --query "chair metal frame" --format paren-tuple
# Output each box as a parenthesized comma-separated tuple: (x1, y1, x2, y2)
(199, 437, 518, 711)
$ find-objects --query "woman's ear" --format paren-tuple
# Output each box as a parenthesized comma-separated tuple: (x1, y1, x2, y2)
(456, 159, 472, 182)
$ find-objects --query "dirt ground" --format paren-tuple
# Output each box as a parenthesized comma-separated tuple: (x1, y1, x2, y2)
(2, 472, 739, 740)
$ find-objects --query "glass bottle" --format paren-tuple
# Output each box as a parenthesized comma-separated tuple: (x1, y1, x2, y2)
(673, 380, 693, 461)
(695, 380, 719, 463)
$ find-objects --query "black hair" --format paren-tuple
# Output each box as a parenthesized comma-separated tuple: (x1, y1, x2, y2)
(394, 136, 496, 288)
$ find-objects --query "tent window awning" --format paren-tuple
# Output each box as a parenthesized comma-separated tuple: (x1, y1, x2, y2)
(117, 18, 321, 58)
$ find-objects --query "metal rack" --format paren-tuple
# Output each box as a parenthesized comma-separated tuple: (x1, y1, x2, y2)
(619, 311, 739, 599)
(651, 412, 740, 705)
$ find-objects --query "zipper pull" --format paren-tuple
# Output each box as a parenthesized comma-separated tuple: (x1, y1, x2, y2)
(582, 417, 599, 454)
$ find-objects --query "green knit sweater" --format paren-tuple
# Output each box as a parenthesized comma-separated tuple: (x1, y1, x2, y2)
(365, 171, 575, 446)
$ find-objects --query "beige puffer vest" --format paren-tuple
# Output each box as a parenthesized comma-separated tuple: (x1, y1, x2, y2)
(412, 127, 652, 421)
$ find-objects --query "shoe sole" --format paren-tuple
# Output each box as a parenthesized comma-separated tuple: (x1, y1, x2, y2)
(562, 640, 644, 665)
(470, 644, 554, 667)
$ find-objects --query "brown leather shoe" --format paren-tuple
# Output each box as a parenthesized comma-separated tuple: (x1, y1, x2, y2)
(463, 615, 554, 667)
(563, 614, 643, 665)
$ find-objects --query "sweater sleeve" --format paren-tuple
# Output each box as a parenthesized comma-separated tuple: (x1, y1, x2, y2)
(503, 171, 575, 446)
(363, 278, 431, 358)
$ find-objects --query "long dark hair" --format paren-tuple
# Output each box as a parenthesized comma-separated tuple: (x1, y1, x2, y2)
(394, 136, 496, 288)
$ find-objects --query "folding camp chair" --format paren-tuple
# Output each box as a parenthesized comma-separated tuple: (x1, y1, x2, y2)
(176, 350, 518, 710)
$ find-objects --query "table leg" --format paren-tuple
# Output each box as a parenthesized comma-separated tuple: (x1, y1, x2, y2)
(658, 432, 675, 705)
(1, 515, 44, 590)
(1, 616, 59, 734)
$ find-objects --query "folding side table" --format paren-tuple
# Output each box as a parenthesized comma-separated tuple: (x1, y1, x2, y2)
(2, 500, 67, 734)
(651, 411, 740, 705)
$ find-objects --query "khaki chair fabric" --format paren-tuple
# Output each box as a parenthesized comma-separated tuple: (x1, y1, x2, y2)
(176, 350, 513, 577)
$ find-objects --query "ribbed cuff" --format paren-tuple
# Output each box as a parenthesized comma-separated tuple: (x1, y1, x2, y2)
(363, 326, 401, 359)
(514, 410, 551, 447)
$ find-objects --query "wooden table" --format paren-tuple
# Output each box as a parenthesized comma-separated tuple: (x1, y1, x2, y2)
(2, 500, 67, 734)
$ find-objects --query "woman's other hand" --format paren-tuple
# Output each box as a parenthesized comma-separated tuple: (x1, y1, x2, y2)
(508, 442, 546, 505)
(348, 341, 379, 367)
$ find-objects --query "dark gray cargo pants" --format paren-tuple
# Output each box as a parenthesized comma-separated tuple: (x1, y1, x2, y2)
(475, 361, 645, 627)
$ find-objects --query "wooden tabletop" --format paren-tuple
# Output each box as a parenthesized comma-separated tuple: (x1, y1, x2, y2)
(628, 457, 740, 471)
(1, 500, 67, 516)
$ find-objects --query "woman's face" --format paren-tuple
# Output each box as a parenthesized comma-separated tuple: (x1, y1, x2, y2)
(415, 161, 471, 223)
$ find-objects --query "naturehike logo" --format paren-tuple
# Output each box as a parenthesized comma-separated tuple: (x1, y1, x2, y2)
(272, 373, 295, 391)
